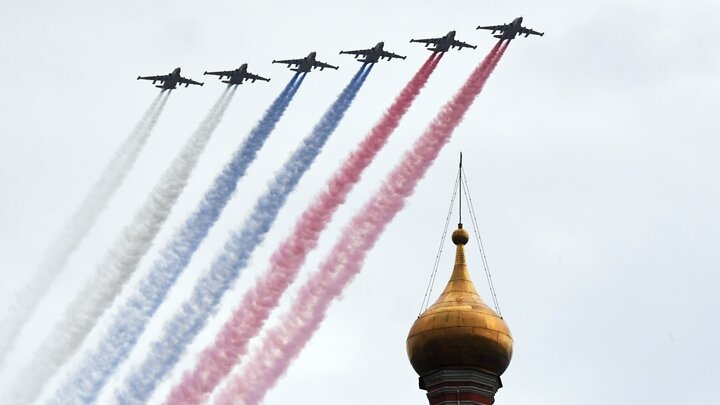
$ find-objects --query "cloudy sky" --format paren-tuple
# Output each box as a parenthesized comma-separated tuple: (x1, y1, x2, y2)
(1, 0, 719, 404)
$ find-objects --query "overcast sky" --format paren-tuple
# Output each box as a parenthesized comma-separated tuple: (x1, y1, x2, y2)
(1, 0, 719, 404)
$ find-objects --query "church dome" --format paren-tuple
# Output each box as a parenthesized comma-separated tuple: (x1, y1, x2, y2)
(406, 224, 513, 377)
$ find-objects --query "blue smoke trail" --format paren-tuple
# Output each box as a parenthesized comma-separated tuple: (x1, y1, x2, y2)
(116, 64, 371, 404)
(49, 75, 305, 405)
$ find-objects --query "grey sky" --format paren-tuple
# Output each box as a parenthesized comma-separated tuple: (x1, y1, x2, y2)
(1, 0, 718, 404)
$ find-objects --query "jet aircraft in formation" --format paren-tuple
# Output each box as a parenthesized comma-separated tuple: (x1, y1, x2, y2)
(204, 63, 270, 85)
(410, 31, 476, 52)
(136, 68, 203, 90)
(137, 18, 544, 89)
(339, 42, 406, 63)
(477, 17, 544, 40)
(272, 52, 339, 73)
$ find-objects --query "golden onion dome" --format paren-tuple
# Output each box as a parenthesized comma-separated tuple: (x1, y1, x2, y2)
(406, 225, 513, 377)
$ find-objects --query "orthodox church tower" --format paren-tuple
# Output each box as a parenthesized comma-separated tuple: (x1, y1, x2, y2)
(406, 223, 513, 404)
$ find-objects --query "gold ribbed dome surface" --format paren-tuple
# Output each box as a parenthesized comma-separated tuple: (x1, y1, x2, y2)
(406, 225, 513, 377)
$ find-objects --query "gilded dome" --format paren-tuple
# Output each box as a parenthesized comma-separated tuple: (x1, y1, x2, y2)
(406, 225, 513, 377)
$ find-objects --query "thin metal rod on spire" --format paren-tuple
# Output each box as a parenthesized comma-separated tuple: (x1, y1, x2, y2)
(418, 167, 460, 315)
(461, 165, 503, 317)
(458, 151, 463, 226)
(418, 153, 504, 317)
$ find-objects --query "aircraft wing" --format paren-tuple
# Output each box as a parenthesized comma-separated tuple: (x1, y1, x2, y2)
(246, 72, 271, 82)
(380, 50, 406, 60)
(204, 70, 234, 78)
(451, 39, 477, 49)
(273, 58, 304, 66)
(410, 37, 441, 46)
(519, 26, 544, 37)
(178, 76, 203, 87)
(476, 24, 509, 33)
(313, 60, 339, 70)
(137, 74, 169, 82)
(340, 49, 369, 56)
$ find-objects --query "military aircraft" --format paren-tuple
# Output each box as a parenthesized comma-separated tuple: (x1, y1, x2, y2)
(410, 31, 476, 52)
(272, 52, 339, 72)
(339, 42, 406, 63)
(477, 17, 544, 40)
(137, 67, 203, 89)
(204, 64, 270, 85)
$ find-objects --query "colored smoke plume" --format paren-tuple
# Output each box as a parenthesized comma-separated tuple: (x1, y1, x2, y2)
(218, 41, 508, 405)
(115, 65, 372, 405)
(50, 76, 304, 404)
(166, 55, 442, 405)
(0, 91, 169, 371)
(4, 87, 236, 405)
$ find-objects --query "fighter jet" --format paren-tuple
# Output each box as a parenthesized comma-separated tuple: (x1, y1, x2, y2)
(204, 64, 270, 85)
(339, 42, 406, 64)
(410, 31, 477, 52)
(272, 52, 339, 72)
(137, 67, 203, 89)
(477, 17, 544, 40)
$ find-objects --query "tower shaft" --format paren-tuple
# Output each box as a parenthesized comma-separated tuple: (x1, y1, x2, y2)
(420, 368, 502, 405)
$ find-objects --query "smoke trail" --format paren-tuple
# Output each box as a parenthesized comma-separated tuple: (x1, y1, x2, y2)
(115, 65, 372, 405)
(166, 55, 442, 405)
(217, 41, 509, 405)
(3, 87, 237, 405)
(48, 75, 305, 405)
(0, 92, 169, 370)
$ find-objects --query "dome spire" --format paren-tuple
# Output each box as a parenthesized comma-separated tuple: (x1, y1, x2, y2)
(406, 224, 511, 377)
(406, 156, 513, 404)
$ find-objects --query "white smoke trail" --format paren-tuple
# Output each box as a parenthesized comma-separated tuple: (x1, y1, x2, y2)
(0, 91, 169, 372)
(2, 87, 237, 405)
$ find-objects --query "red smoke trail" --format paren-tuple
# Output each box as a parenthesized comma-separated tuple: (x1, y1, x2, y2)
(165, 54, 442, 405)
(215, 41, 508, 405)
